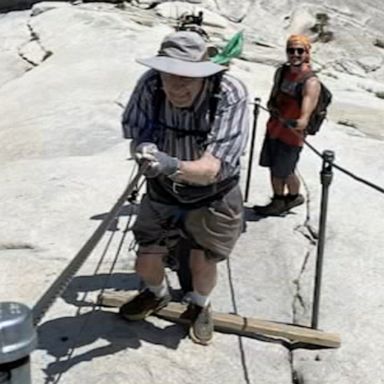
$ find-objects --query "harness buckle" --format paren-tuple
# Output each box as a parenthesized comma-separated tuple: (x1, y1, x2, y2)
(172, 181, 185, 194)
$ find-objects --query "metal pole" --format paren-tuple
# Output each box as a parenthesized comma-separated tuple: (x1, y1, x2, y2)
(244, 97, 261, 202)
(0, 302, 37, 384)
(311, 150, 335, 329)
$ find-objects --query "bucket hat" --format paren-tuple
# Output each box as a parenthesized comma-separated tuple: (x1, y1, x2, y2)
(137, 31, 226, 78)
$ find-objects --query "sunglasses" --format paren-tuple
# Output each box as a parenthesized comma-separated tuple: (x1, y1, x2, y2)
(287, 47, 305, 55)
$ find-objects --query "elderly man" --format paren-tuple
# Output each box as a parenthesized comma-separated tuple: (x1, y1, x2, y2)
(120, 31, 249, 345)
(253, 34, 321, 216)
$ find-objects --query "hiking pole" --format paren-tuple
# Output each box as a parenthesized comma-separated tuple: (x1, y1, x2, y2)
(244, 97, 261, 202)
(311, 150, 335, 329)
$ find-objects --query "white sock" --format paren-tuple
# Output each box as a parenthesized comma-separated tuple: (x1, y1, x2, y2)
(146, 278, 169, 298)
(190, 291, 210, 308)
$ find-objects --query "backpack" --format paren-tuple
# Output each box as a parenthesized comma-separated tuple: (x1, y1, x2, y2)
(271, 64, 332, 135)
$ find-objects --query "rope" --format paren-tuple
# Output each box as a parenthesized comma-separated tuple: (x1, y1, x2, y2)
(332, 162, 384, 194)
(256, 102, 384, 195)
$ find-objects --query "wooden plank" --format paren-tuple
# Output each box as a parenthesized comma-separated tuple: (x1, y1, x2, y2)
(98, 290, 139, 308)
(99, 291, 341, 349)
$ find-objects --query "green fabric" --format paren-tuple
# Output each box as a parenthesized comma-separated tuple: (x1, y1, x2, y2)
(211, 31, 244, 65)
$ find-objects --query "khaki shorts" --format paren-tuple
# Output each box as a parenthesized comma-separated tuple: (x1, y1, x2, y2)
(132, 185, 243, 262)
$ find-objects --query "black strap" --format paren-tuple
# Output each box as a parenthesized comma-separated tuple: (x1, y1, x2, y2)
(269, 64, 316, 107)
(147, 73, 231, 207)
(152, 73, 223, 143)
(208, 73, 223, 125)
(151, 74, 165, 147)
(147, 175, 239, 208)
(268, 64, 288, 108)
(295, 72, 317, 105)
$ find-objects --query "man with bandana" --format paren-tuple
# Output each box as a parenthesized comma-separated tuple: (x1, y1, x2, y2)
(253, 34, 321, 216)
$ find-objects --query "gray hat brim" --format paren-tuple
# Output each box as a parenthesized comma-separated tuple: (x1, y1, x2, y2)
(136, 56, 226, 78)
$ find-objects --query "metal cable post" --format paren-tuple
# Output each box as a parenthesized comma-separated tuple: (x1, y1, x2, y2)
(311, 150, 335, 329)
(0, 303, 37, 384)
(244, 97, 261, 202)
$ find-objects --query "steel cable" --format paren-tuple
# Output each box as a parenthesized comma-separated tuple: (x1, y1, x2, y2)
(33, 165, 146, 325)
(255, 102, 384, 195)
(42, 169, 144, 383)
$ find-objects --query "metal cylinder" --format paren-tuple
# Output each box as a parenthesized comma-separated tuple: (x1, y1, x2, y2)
(0, 302, 37, 384)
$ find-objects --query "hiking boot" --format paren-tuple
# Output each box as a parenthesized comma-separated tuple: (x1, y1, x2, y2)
(119, 289, 171, 321)
(253, 196, 287, 216)
(184, 303, 214, 346)
(285, 194, 305, 211)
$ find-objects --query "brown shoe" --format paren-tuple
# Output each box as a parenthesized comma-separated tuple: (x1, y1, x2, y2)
(285, 194, 305, 210)
(253, 196, 287, 216)
(119, 289, 171, 321)
(184, 303, 214, 346)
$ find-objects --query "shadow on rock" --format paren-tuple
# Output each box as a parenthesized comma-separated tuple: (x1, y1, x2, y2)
(243, 206, 266, 222)
(243, 205, 292, 223)
(90, 203, 139, 231)
(61, 272, 141, 307)
(38, 273, 187, 382)
(38, 311, 186, 381)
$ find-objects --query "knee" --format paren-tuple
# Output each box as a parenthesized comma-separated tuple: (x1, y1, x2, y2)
(190, 250, 216, 274)
(135, 253, 162, 278)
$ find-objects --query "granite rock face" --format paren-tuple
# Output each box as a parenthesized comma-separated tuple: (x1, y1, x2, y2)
(0, 2, 383, 384)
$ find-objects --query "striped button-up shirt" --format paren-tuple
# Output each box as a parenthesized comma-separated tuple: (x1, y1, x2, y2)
(122, 69, 249, 180)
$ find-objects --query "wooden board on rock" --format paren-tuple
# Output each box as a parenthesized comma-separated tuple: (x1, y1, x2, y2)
(98, 291, 341, 349)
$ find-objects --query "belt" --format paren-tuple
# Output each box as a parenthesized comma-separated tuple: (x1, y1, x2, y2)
(147, 175, 239, 208)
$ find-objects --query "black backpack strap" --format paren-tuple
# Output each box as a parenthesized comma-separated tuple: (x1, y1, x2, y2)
(150, 72, 224, 146)
(152, 72, 223, 128)
(301, 72, 317, 83)
(146, 73, 165, 147)
(295, 71, 317, 105)
(208, 73, 224, 125)
(153, 73, 164, 128)
(268, 64, 288, 108)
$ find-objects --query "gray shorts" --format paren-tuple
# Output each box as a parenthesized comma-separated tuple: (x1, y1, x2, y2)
(259, 135, 302, 179)
(132, 185, 243, 262)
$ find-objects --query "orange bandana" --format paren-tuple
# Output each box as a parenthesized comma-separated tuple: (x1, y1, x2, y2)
(286, 35, 311, 52)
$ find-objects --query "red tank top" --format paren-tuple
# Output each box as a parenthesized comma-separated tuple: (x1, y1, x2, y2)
(267, 69, 310, 147)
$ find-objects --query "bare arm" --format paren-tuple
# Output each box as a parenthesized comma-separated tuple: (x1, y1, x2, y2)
(294, 77, 321, 132)
(175, 151, 221, 185)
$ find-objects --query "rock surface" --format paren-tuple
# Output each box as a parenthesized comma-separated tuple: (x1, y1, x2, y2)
(0, 1, 383, 384)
